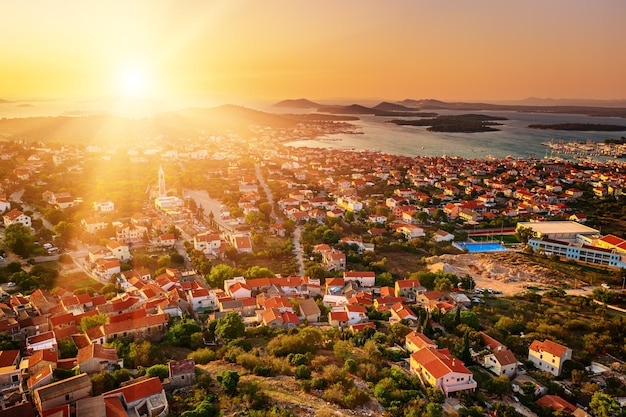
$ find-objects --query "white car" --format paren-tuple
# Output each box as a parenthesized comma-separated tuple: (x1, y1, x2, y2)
(7, 282, 16, 287)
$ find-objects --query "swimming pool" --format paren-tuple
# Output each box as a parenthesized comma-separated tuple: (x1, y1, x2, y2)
(453, 242, 508, 253)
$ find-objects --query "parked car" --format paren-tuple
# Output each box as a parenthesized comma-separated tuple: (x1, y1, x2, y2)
(7, 282, 16, 287)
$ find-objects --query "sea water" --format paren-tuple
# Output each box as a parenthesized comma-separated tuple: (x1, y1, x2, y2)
(285, 110, 626, 159)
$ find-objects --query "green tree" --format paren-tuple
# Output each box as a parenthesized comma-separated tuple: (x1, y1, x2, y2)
(244, 266, 275, 278)
(304, 264, 327, 280)
(434, 276, 453, 292)
(58, 337, 78, 359)
(206, 264, 241, 289)
(78, 313, 109, 333)
(485, 375, 512, 399)
(322, 229, 339, 244)
(214, 312, 245, 341)
(128, 340, 154, 367)
(146, 364, 169, 381)
(180, 397, 219, 417)
(0, 333, 18, 350)
(90, 371, 116, 395)
(3, 223, 34, 257)
(217, 370, 240, 395)
(53, 221, 78, 244)
(295, 365, 311, 379)
(375, 271, 394, 287)
(426, 402, 443, 417)
(589, 392, 622, 417)
(167, 318, 202, 348)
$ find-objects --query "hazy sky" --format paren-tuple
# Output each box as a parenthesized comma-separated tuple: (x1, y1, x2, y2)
(1, 0, 625, 102)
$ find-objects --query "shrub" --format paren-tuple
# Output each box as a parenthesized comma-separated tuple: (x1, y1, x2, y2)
(287, 352, 310, 366)
(294, 365, 311, 380)
(300, 379, 312, 392)
(188, 348, 217, 364)
(236, 352, 261, 370)
(146, 364, 169, 381)
(311, 377, 328, 390)
(253, 365, 273, 377)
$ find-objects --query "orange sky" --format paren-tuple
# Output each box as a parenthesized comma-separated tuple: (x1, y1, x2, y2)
(1, 0, 625, 103)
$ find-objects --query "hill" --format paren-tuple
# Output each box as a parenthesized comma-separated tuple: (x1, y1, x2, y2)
(272, 98, 321, 108)
(398, 99, 626, 118)
(0, 104, 353, 145)
(318, 103, 436, 117)
(371, 101, 419, 112)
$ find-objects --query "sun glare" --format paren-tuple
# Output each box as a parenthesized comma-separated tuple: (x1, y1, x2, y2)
(116, 65, 153, 98)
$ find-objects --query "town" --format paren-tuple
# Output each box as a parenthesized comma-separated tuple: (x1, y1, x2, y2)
(0, 119, 626, 417)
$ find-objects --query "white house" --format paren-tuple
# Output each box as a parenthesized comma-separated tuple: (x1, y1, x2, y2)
(343, 271, 376, 287)
(94, 201, 115, 213)
(528, 339, 572, 377)
(344, 305, 367, 325)
(410, 348, 477, 397)
(484, 348, 518, 379)
(106, 240, 132, 261)
(3, 209, 31, 228)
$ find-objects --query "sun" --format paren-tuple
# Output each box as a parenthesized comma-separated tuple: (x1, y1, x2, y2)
(115, 64, 154, 98)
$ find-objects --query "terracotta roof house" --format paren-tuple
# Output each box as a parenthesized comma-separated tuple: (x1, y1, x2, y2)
(405, 331, 437, 354)
(3, 209, 31, 228)
(298, 298, 321, 323)
(103, 310, 169, 342)
(484, 349, 518, 379)
(102, 377, 168, 417)
(394, 279, 426, 301)
(77, 344, 119, 374)
(343, 271, 375, 287)
(410, 348, 477, 397)
(168, 359, 195, 389)
(528, 339, 572, 376)
(328, 311, 350, 328)
(0, 350, 22, 407)
(536, 395, 577, 414)
(32, 373, 91, 416)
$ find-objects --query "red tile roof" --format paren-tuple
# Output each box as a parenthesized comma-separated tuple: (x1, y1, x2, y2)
(104, 377, 163, 403)
(536, 395, 577, 413)
(0, 349, 19, 367)
(406, 331, 436, 351)
(411, 348, 471, 379)
(104, 396, 128, 417)
(529, 339, 570, 358)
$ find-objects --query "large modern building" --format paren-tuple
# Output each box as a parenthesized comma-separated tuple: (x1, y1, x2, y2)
(517, 221, 599, 243)
(528, 238, 626, 268)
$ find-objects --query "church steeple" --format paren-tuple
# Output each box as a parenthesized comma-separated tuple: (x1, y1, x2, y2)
(158, 166, 166, 198)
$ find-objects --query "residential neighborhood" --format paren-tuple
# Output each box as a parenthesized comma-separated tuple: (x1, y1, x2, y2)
(0, 126, 625, 417)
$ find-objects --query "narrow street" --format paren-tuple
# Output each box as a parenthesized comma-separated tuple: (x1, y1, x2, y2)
(254, 162, 305, 276)
(292, 225, 305, 276)
(254, 163, 278, 220)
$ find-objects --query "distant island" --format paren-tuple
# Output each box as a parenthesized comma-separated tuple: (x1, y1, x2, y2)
(272, 98, 321, 108)
(274, 97, 626, 119)
(398, 99, 626, 118)
(528, 123, 626, 131)
(389, 114, 507, 133)
(317, 103, 436, 117)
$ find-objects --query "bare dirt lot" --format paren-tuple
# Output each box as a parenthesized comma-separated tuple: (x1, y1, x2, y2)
(425, 251, 573, 295)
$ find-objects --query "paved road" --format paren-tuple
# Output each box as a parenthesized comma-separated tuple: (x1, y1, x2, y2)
(292, 225, 305, 276)
(254, 163, 278, 220)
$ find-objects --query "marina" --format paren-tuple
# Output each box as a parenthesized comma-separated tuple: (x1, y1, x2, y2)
(541, 139, 626, 159)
